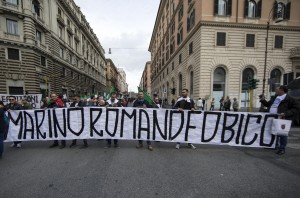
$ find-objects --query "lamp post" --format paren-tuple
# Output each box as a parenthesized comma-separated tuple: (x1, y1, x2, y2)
(262, 5, 283, 96)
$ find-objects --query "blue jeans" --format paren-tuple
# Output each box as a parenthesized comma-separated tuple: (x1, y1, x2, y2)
(0, 133, 4, 157)
(277, 135, 288, 151)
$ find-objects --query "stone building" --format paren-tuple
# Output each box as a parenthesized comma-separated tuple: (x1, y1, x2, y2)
(105, 58, 119, 95)
(117, 68, 128, 95)
(139, 61, 152, 95)
(0, 0, 106, 97)
(149, 0, 300, 109)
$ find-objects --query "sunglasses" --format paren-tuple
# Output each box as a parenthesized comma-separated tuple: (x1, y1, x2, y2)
(9, 99, 15, 101)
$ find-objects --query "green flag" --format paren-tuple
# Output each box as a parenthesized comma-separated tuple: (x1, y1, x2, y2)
(106, 86, 116, 100)
(138, 87, 154, 104)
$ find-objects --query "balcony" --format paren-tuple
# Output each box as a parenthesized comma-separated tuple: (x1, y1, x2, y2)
(290, 47, 300, 59)
(1, 0, 20, 10)
(57, 14, 65, 26)
(4, 32, 20, 41)
(67, 25, 73, 34)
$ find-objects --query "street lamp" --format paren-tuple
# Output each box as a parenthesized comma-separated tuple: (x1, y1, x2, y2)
(262, 5, 283, 95)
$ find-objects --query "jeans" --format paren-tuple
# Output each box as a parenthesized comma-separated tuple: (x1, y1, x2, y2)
(0, 133, 4, 157)
(107, 139, 118, 145)
(277, 135, 288, 151)
(138, 140, 151, 145)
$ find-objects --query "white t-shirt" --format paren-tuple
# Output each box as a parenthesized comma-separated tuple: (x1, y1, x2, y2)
(269, 94, 287, 114)
(197, 100, 203, 107)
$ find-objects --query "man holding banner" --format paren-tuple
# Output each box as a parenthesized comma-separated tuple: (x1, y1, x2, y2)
(260, 85, 300, 155)
(174, 89, 197, 150)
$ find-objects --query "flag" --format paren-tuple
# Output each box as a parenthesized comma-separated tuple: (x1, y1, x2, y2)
(138, 87, 154, 104)
(106, 86, 116, 100)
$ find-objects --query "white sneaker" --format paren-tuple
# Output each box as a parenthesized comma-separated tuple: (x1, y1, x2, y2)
(175, 144, 180, 149)
(189, 144, 196, 150)
(10, 143, 15, 148)
(16, 143, 21, 148)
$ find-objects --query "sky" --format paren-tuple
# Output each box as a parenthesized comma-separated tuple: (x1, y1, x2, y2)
(74, 0, 160, 92)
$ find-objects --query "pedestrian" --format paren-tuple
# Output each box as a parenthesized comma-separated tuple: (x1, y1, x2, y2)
(174, 89, 196, 150)
(48, 93, 66, 149)
(233, 98, 239, 112)
(260, 85, 300, 155)
(219, 96, 224, 111)
(202, 98, 206, 110)
(171, 98, 175, 108)
(21, 98, 33, 109)
(104, 92, 121, 148)
(69, 95, 88, 149)
(0, 102, 7, 159)
(210, 98, 215, 111)
(224, 96, 231, 111)
(134, 91, 153, 151)
(153, 97, 161, 108)
(5, 96, 23, 148)
(196, 98, 203, 110)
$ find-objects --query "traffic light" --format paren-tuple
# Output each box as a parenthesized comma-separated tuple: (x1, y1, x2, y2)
(248, 78, 253, 89)
(171, 88, 176, 95)
(252, 79, 260, 89)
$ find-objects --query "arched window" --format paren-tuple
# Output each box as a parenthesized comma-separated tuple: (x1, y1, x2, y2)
(242, 68, 254, 91)
(178, 74, 182, 94)
(190, 71, 194, 96)
(270, 69, 282, 92)
(213, 67, 226, 108)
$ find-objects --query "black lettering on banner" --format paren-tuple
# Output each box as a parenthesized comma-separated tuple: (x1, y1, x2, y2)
(138, 109, 150, 140)
(235, 114, 245, 145)
(35, 110, 46, 139)
(23, 111, 34, 139)
(202, 112, 222, 142)
(48, 109, 53, 138)
(67, 108, 84, 136)
(260, 114, 277, 147)
(105, 108, 119, 137)
(169, 110, 184, 140)
(242, 114, 262, 145)
(8, 111, 23, 139)
(185, 111, 202, 141)
(221, 113, 239, 143)
(152, 110, 168, 140)
(120, 109, 137, 138)
(90, 108, 103, 137)
(53, 109, 67, 138)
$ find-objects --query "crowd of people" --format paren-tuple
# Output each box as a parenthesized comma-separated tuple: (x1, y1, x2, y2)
(0, 85, 299, 159)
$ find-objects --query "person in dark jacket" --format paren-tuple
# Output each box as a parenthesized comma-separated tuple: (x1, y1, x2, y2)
(174, 89, 197, 150)
(133, 91, 153, 151)
(224, 96, 231, 111)
(69, 95, 88, 149)
(5, 96, 23, 148)
(260, 85, 300, 155)
(48, 93, 66, 149)
(0, 103, 7, 159)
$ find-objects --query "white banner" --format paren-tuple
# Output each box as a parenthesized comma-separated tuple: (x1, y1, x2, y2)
(6, 107, 277, 148)
(0, 94, 42, 109)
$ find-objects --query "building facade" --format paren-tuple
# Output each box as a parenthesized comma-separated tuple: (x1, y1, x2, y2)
(149, 0, 300, 109)
(105, 58, 119, 95)
(139, 61, 152, 95)
(117, 68, 128, 95)
(0, 0, 106, 97)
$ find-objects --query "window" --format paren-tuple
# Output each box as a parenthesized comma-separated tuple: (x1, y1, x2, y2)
(172, 62, 174, 70)
(179, 54, 182, 64)
(216, 32, 226, 46)
(177, 28, 183, 45)
(5, 0, 18, 5)
(75, 41, 78, 52)
(6, 19, 18, 34)
(170, 39, 175, 55)
(68, 34, 72, 46)
(41, 56, 46, 66)
(62, 68, 67, 77)
(244, 0, 262, 18)
(274, 35, 283, 49)
(270, 69, 282, 92)
(246, 34, 255, 47)
(171, 22, 175, 34)
(178, 4, 183, 22)
(32, 0, 40, 16)
(189, 42, 193, 55)
(214, 0, 232, 16)
(273, 1, 291, 20)
(190, 71, 194, 95)
(36, 30, 42, 43)
(7, 48, 20, 60)
(71, 71, 74, 79)
(187, 9, 195, 32)
(9, 86, 23, 95)
(58, 7, 62, 17)
(59, 47, 64, 58)
(58, 26, 63, 38)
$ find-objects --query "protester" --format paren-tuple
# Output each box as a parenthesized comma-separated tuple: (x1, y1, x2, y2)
(121, 98, 127, 107)
(202, 98, 206, 110)
(224, 96, 231, 111)
(196, 98, 203, 110)
(5, 96, 23, 148)
(48, 93, 66, 149)
(105, 92, 121, 148)
(134, 91, 153, 151)
(174, 89, 196, 150)
(260, 85, 300, 155)
(171, 98, 175, 108)
(0, 102, 7, 159)
(210, 98, 215, 111)
(69, 95, 88, 149)
(219, 97, 224, 111)
(98, 99, 106, 107)
(233, 98, 239, 112)
(153, 97, 161, 108)
(21, 98, 33, 110)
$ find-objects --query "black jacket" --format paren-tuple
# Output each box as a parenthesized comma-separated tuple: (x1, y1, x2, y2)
(174, 99, 195, 110)
(0, 108, 5, 134)
(5, 103, 23, 111)
(133, 99, 151, 108)
(260, 94, 300, 120)
(70, 101, 84, 108)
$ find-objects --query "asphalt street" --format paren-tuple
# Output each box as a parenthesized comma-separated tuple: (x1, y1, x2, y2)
(1, 127, 300, 198)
